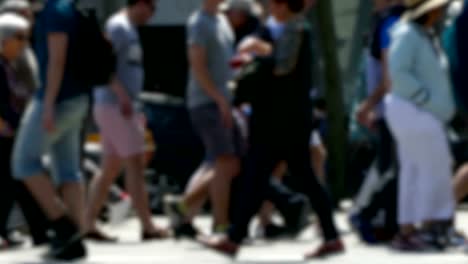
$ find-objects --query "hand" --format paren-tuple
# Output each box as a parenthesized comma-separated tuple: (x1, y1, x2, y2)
(230, 53, 253, 69)
(42, 106, 56, 133)
(356, 101, 375, 130)
(118, 94, 133, 119)
(0, 119, 14, 138)
(238, 37, 272, 56)
(216, 98, 233, 129)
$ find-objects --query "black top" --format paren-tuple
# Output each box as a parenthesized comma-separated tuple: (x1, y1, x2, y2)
(0, 58, 23, 131)
(370, 5, 405, 60)
(454, 4, 468, 112)
(248, 16, 314, 137)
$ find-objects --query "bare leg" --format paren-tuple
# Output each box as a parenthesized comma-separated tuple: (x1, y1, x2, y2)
(60, 182, 87, 233)
(211, 155, 240, 229)
(183, 164, 213, 220)
(124, 153, 159, 233)
(86, 154, 122, 232)
(454, 163, 468, 202)
(23, 175, 66, 221)
(259, 202, 275, 226)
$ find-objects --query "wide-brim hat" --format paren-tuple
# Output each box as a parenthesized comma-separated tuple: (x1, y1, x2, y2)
(219, 0, 263, 17)
(403, 0, 452, 20)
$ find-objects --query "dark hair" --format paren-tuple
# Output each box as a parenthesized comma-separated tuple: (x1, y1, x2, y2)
(274, 0, 305, 13)
(127, 0, 151, 6)
(413, 13, 430, 25)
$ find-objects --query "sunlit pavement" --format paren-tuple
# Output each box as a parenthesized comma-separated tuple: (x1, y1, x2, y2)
(1, 212, 467, 264)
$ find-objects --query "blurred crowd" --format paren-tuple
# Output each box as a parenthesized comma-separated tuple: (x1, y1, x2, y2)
(0, 0, 468, 262)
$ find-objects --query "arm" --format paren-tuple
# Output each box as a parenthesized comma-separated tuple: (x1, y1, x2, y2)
(274, 23, 306, 76)
(365, 51, 391, 108)
(0, 67, 15, 136)
(189, 44, 232, 128)
(188, 44, 226, 103)
(42, 33, 67, 132)
(388, 29, 426, 103)
(356, 51, 391, 127)
(237, 37, 272, 56)
(106, 25, 133, 117)
(44, 33, 67, 107)
(109, 75, 133, 118)
(357, 17, 396, 127)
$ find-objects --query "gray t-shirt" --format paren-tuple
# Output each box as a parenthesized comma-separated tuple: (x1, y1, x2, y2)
(94, 12, 144, 105)
(186, 10, 234, 109)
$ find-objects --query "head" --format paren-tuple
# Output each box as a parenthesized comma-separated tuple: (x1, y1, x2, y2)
(304, 0, 317, 12)
(373, 0, 390, 12)
(0, 0, 33, 22)
(0, 14, 29, 61)
(405, 0, 450, 27)
(127, 0, 157, 25)
(372, 0, 404, 12)
(221, 0, 261, 29)
(269, 0, 304, 21)
(205, 0, 225, 10)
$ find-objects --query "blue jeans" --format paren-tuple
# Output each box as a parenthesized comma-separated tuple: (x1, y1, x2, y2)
(12, 95, 89, 185)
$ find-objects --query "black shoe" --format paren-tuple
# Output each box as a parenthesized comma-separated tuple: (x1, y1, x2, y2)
(419, 227, 449, 251)
(44, 238, 87, 261)
(264, 223, 290, 239)
(284, 194, 311, 236)
(45, 216, 87, 261)
(174, 223, 199, 239)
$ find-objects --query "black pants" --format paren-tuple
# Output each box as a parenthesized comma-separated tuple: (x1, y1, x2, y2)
(0, 137, 48, 245)
(229, 172, 307, 227)
(360, 119, 398, 233)
(228, 122, 339, 243)
(375, 119, 394, 175)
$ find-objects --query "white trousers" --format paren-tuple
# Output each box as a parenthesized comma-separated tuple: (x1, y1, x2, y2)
(384, 95, 455, 225)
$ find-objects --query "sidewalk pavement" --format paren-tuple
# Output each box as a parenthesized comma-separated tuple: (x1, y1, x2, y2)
(0, 212, 467, 264)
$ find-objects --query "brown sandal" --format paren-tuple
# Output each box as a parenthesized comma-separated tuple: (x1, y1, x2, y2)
(86, 230, 118, 243)
(142, 228, 171, 241)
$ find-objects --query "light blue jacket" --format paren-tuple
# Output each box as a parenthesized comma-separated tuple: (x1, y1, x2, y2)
(389, 21, 455, 122)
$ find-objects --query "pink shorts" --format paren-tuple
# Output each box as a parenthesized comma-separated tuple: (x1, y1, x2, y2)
(93, 104, 146, 158)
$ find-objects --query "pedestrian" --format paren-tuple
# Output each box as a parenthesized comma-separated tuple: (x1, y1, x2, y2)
(86, 0, 170, 243)
(11, 0, 91, 260)
(350, 0, 404, 244)
(199, 0, 345, 259)
(385, 0, 456, 251)
(170, 0, 240, 236)
(220, 0, 262, 45)
(165, 0, 310, 240)
(0, 0, 49, 249)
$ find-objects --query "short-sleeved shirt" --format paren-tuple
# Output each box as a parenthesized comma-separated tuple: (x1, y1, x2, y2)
(186, 10, 235, 109)
(94, 12, 144, 105)
(266, 16, 285, 41)
(34, 0, 85, 102)
(379, 16, 399, 50)
(367, 15, 399, 117)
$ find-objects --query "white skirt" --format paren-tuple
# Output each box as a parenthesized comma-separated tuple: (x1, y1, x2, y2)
(384, 94, 455, 225)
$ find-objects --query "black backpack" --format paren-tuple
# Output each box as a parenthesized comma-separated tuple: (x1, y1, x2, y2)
(69, 3, 116, 89)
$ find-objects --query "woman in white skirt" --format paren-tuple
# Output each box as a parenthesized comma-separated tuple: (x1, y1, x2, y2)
(385, 0, 456, 251)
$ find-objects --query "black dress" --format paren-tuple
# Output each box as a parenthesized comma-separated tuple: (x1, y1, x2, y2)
(0, 57, 48, 246)
(228, 16, 339, 243)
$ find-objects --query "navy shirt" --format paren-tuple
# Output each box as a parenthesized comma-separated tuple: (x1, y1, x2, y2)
(35, 0, 86, 102)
